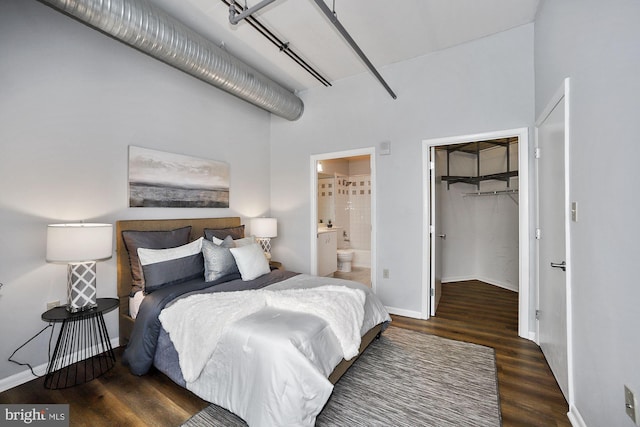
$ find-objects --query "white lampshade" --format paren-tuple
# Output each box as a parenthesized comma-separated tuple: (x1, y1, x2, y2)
(46, 223, 113, 262)
(250, 218, 277, 238)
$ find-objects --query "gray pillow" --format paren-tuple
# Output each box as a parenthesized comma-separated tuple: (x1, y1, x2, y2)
(121, 226, 192, 289)
(202, 239, 239, 282)
(219, 235, 235, 248)
(204, 225, 245, 241)
(141, 253, 204, 294)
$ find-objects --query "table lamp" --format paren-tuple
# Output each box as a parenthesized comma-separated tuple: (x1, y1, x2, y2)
(46, 223, 113, 312)
(250, 218, 277, 260)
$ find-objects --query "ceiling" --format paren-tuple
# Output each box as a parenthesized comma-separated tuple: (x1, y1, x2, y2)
(150, 0, 540, 94)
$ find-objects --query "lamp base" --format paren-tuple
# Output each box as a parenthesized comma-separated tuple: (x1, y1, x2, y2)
(67, 261, 98, 313)
(256, 237, 272, 260)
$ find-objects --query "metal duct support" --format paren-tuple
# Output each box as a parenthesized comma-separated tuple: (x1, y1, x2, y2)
(40, 0, 304, 121)
(311, 0, 397, 100)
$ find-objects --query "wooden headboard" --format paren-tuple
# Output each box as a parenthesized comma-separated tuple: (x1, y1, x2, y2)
(116, 217, 242, 346)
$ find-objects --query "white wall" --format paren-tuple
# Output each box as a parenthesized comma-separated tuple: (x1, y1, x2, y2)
(0, 0, 272, 387)
(474, 144, 519, 290)
(438, 181, 477, 279)
(270, 24, 534, 315)
(535, 0, 640, 425)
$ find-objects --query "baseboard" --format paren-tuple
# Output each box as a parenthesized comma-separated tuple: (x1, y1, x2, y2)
(442, 275, 476, 283)
(0, 337, 120, 393)
(568, 404, 587, 427)
(476, 276, 518, 292)
(0, 363, 48, 393)
(351, 263, 370, 269)
(385, 306, 425, 319)
(442, 275, 518, 292)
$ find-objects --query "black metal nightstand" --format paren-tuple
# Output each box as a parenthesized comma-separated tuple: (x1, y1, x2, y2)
(41, 298, 119, 389)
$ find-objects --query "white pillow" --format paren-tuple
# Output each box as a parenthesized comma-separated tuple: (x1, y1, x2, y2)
(137, 237, 203, 266)
(229, 242, 270, 281)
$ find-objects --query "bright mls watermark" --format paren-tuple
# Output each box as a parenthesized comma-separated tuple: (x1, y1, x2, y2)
(1, 405, 69, 426)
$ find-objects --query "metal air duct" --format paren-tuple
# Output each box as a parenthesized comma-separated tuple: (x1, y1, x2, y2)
(40, 0, 304, 121)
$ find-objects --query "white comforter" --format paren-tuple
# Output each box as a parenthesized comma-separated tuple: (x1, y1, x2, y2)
(158, 274, 390, 427)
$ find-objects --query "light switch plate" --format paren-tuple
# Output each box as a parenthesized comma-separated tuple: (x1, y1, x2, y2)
(571, 201, 578, 222)
(379, 141, 391, 156)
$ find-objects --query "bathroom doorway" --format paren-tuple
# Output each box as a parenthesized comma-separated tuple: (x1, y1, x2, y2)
(310, 148, 376, 290)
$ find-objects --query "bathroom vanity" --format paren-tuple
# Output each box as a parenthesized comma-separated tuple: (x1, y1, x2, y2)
(317, 227, 337, 276)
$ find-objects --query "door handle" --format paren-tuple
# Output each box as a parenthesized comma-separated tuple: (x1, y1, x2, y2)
(438, 234, 446, 239)
(550, 261, 566, 271)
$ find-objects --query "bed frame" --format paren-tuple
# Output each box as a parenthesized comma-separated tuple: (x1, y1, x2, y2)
(115, 216, 382, 385)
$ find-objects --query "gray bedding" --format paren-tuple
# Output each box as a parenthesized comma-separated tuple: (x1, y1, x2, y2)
(122, 269, 299, 377)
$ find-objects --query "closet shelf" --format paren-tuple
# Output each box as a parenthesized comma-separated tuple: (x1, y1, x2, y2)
(441, 137, 518, 190)
(442, 170, 518, 186)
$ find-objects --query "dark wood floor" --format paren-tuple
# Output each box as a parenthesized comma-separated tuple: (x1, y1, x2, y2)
(0, 280, 569, 426)
(392, 280, 570, 426)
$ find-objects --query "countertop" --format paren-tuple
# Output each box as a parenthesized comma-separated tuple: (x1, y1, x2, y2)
(317, 226, 341, 234)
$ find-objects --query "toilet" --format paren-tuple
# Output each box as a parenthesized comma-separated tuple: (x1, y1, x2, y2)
(337, 249, 355, 272)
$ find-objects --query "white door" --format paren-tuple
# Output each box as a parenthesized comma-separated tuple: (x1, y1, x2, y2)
(429, 147, 442, 315)
(536, 80, 570, 400)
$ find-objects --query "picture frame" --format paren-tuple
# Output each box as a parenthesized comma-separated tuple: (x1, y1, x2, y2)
(128, 146, 229, 208)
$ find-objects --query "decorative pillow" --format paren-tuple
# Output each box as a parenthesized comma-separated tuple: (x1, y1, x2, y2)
(210, 235, 235, 248)
(204, 225, 245, 241)
(233, 235, 256, 247)
(138, 237, 203, 265)
(202, 239, 240, 282)
(141, 254, 204, 294)
(229, 242, 271, 281)
(122, 226, 192, 289)
(138, 238, 204, 294)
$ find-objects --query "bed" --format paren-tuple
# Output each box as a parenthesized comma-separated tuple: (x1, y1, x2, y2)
(116, 217, 390, 427)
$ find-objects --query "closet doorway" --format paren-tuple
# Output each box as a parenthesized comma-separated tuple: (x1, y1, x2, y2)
(422, 128, 531, 339)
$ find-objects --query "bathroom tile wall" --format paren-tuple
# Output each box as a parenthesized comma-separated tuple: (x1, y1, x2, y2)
(347, 174, 371, 251)
(318, 173, 370, 250)
(334, 174, 349, 241)
(317, 177, 333, 224)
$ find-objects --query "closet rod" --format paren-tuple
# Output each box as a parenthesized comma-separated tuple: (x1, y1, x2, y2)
(463, 189, 519, 197)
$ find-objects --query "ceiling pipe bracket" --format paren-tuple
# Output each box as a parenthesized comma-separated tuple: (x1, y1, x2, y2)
(223, 0, 331, 87)
(229, 0, 278, 25)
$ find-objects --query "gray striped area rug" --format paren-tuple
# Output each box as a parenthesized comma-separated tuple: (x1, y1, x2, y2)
(182, 326, 501, 426)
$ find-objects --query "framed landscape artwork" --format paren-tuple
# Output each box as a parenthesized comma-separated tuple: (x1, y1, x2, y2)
(128, 146, 230, 208)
